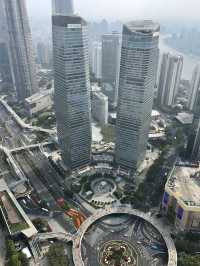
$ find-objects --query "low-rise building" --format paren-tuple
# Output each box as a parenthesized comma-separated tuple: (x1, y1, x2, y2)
(0, 179, 37, 238)
(25, 89, 53, 116)
(151, 110, 161, 120)
(162, 161, 200, 231)
(92, 91, 108, 125)
(175, 112, 193, 126)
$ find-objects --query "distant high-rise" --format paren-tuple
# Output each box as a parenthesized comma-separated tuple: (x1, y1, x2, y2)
(92, 91, 108, 125)
(0, 1, 13, 84)
(188, 64, 200, 111)
(102, 32, 121, 107)
(52, 0, 74, 15)
(37, 42, 50, 67)
(157, 53, 183, 107)
(91, 42, 102, 80)
(0, 43, 13, 84)
(1, 0, 37, 100)
(52, 1, 92, 170)
(187, 89, 200, 160)
(115, 20, 160, 170)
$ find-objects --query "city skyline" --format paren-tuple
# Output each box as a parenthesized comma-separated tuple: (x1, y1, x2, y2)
(0, 1, 199, 266)
(27, 0, 200, 21)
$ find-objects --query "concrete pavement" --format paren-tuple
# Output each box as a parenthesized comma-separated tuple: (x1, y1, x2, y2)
(0, 228, 6, 266)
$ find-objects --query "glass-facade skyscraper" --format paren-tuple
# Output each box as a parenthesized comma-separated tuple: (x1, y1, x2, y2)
(157, 53, 183, 107)
(52, 2, 92, 170)
(115, 20, 160, 170)
(1, 0, 37, 101)
(188, 64, 200, 111)
(187, 88, 200, 160)
(102, 33, 121, 108)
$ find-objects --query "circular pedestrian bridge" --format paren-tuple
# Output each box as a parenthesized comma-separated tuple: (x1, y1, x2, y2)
(73, 207, 177, 266)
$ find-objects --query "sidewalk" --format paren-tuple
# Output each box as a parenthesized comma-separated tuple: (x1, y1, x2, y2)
(0, 228, 6, 266)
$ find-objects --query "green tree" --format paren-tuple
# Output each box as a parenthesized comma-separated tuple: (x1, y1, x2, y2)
(178, 253, 200, 266)
(47, 244, 69, 266)
(167, 206, 176, 224)
(9, 254, 21, 266)
(101, 124, 115, 143)
(6, 240, 17, 257)
(19, 252, 29, 266)
(32, 218, 48, 233)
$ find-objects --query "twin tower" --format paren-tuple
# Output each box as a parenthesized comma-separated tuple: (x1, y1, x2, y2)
(52, 0, 160, 171)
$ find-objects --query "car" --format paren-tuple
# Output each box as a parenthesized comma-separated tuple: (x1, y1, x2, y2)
(22, 199, 26, 204)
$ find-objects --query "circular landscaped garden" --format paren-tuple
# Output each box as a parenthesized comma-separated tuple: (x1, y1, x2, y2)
(99, 240, 137, 266)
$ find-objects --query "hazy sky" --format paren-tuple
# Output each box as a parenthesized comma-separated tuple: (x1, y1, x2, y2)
(26, 0, 200, 21)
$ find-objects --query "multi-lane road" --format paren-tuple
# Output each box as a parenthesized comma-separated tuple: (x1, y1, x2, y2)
(0, 100, 83, 234)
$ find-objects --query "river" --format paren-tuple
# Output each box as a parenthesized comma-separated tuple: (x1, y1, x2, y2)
(159, 35, 200, 80)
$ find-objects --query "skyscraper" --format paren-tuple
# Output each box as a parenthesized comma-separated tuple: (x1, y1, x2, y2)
(37, 42, 50, 67)
(0, 1, 13, 85)
(115, 20, 160, 170)
(52, 1, 92, 170)
(102, 32, 121, 108)
(188, 64, 200, 111)
(157, 53, 183, 107)
(1, 0, 37, 100)
(91, 42, 102, 80)
(0, 43, 13, 84)
(187, 88, 200, 160)
(52, 0, 74, 15)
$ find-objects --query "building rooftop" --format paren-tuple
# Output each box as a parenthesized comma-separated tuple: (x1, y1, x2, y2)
(93, 91, 108, 101)
(0, 179, 37, 237)
(91, 84, 101, 92)
(151, 110, 160, 117)
(25, 89, 53, 104)
(175, 112, 193, 125)
(52, 15, 87, 27)
(166, 161, 200, 210)
(126, 20, 160, 32)
(102, 32, 120, 38)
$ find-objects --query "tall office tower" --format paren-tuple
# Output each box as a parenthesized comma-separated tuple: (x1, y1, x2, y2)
(52, 0, 74, 15)
(0, 43, 13, 84)
(37, 42, 50, 67)
(1, 0, 37, 101)
(92, 42, 102, 80)
(0, 1, 12, 85)
(187, 89, 200, 160)
(188, 64, 200, 111)
(52, 2, 92, 170)
(102, 32, 121, 107)
(115, 20, 160, 170)
(157, 53, 183, 107)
